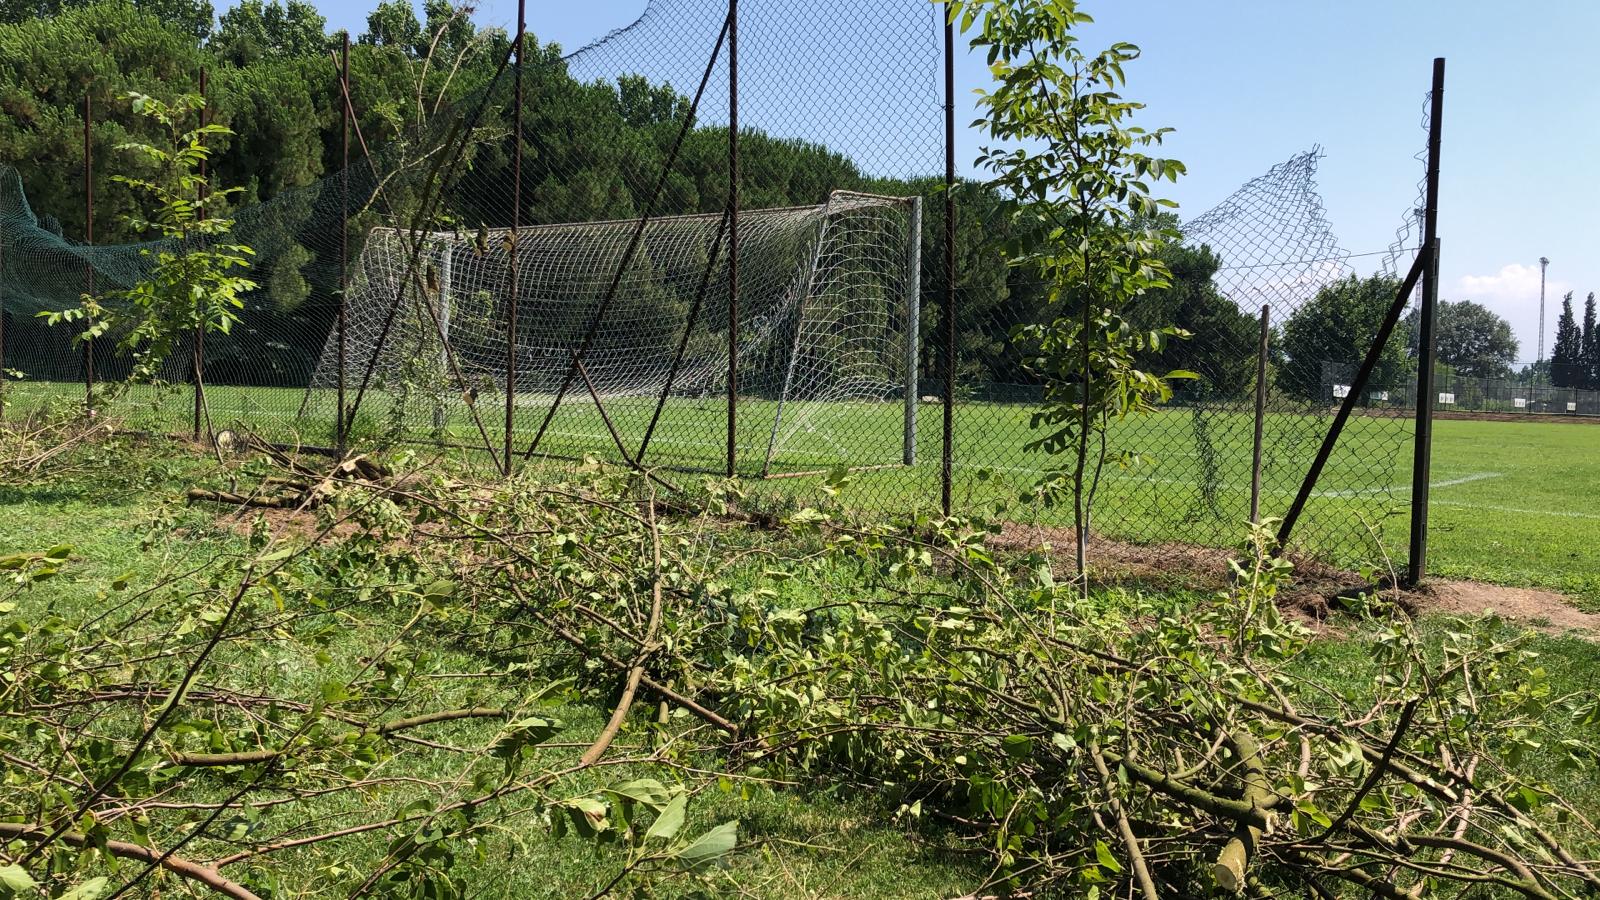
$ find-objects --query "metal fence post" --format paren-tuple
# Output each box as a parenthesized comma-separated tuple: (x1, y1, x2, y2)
(726, 0, 739, 479)
(941, 10, 956, 517)
(337, 32, 350, 453)
(0, 216, 6, 422)
(193, 66, 208, 441)
(506, 0, 525, 476)
(1250, 304, 1269, 525)
(1277, 250, 1429, 550)
(83, 93, 95, 413)
(1407, 58, 1446, 587)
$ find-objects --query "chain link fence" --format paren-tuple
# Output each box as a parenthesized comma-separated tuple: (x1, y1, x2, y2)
(1410, 371, 1600, 417)
(0, 0, 1441, 569)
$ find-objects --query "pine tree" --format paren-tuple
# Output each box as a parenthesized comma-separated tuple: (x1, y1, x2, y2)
(1551, 292, 1582, 387)
(1582, 292, 1599, 390)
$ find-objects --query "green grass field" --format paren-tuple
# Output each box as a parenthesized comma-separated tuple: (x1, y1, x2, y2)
(5, 378, 1596, 603)
(1, 438, 1595, 897)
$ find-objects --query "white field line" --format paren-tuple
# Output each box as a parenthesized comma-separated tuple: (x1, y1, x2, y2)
(1430, 500, 1600, 521)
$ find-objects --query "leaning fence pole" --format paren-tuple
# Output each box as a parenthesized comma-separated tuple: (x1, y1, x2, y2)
(1407, 58, 1446, 587)
(192, 66, 208, 441)
(725, 0, 740, 479)
(1250, 304, 1269, 525)
(337, 32, 350, 453)
(0, 212, 6, 419)
(903, 197, 922, 466)
(940, 9, 956, 516)
(504, 0, 525, 476)
(519, 16, 730, 463)
(1276, 249, 1429, 551)
(83, 93, 95, 413)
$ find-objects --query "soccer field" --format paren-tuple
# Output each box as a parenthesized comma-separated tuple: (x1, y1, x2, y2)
(5, 379, 1595, 602)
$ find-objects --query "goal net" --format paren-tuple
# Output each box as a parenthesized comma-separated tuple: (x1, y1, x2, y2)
(310, 190, 921, 474)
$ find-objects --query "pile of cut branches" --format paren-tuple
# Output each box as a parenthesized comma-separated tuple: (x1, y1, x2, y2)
(4, 442, 1596, 898)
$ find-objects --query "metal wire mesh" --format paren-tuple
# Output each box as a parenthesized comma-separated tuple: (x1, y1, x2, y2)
(315, 192, 918, 475)
(0, 0, 1440, 569)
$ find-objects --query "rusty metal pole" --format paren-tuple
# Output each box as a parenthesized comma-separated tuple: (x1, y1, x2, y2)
(337, 32, 350, 453)
(726, 0, 739, 479)
(1250, 304, 1269, 525)
(83, 93, 95, 413)
(193, 67, 208, 440)
(1407, 58, 1445, 587)
(505, 0, 524, 477)
(941, 11, 955, 516)
(0, 211, 6, 422)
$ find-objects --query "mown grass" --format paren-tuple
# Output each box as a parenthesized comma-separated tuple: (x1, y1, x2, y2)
(6, 377, 1593, 602)
(7, 379, 1597, 606)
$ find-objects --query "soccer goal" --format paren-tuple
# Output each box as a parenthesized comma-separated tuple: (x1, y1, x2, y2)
(312, 190, 922, 475)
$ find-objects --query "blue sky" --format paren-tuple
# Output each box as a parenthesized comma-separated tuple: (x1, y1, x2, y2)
(289, 0, 1600, 365)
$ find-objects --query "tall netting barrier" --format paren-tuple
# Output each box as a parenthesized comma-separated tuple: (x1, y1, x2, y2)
(0, 162, 374, 444)
(942, 149, 1424, 566)
(0, 0, 1440, 570)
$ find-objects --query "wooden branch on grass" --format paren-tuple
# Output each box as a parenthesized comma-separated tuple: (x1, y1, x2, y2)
(578, 491, 665, 767)
(168, 708, 512, 766)
(186, 487, 309, 509)
(1212, 730, 1272, 894)
(0, 822, 263, 900)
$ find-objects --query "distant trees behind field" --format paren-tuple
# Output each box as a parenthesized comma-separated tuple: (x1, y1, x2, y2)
(1550, 291, 1600, 390)
(0, 0, 1527, 403)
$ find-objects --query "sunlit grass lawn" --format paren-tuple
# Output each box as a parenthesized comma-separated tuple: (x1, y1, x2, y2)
(7, 378, 1597, 603)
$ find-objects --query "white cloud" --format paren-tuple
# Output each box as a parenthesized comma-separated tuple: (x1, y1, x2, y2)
(1453, 264, 1574, 366)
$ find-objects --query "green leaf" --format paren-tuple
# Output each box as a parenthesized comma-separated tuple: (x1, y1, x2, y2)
(673, 820, 739, 869)
(606, 778, 674, 811)
(58, 877, 110, 900)
(1094, 839, 1123, 874)
(0, 864, 36, 896)
(646, 792, 688, 842)
(1295, 801, 1333, 828)
(562, 796, 611, 838)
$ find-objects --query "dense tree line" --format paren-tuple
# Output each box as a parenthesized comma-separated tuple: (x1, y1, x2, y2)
(0, 0, 1510, 403)
(1404, 299, 1519, 379)
(1550, 291, 1600, 389)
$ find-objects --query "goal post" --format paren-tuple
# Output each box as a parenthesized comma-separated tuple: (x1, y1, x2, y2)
(903, 196, 921, 467)
(432, 237, 452, 433)
(317, 190, 923, 475)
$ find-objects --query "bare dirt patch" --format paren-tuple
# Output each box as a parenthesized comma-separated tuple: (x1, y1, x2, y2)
(992, 521, 1600, 637)
(1432, 410, 1600, 426)
(1406, 580, 1600, 636)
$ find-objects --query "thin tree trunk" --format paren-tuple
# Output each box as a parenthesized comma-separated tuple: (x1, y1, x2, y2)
(1073, 244, 1093, 594)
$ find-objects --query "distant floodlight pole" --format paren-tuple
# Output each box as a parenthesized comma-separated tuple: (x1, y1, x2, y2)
(1536, 256, 1549, 381)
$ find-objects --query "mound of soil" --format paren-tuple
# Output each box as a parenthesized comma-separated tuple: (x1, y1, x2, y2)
(992, 522, 1600, 638)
